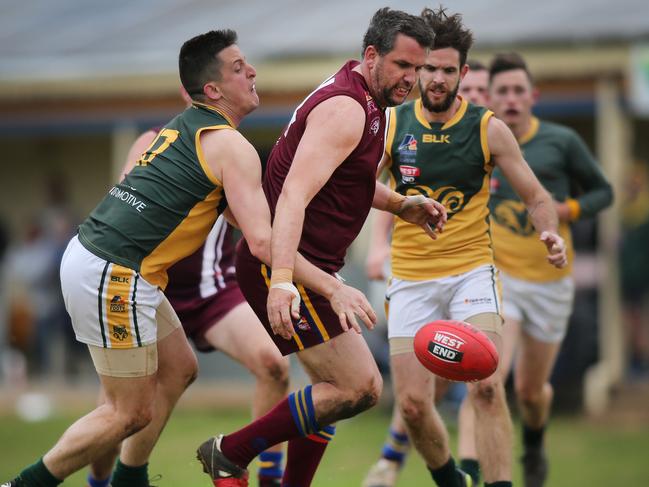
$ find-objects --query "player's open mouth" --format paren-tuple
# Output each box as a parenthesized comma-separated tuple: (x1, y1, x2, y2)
(395, 87, 410, 97)
(505, 109, 519, 116)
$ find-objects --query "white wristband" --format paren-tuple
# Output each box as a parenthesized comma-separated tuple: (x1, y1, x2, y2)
(270, 282, 301, 315)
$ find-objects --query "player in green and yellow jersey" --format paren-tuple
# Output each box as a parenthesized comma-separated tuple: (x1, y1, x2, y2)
(362, 8, 568, 487)
(3, 30, 374, 487)
(487, 52, 613, 487)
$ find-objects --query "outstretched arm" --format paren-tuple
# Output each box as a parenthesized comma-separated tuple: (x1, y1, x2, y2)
(489, 117, 567, 268)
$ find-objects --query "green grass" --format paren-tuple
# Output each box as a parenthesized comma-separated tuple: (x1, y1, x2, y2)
(1, 406, 648, 486)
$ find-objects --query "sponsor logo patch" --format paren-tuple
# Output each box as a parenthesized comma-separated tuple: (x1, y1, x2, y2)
(399, 165, 420, 184)
(428, 331, 465, 363)
(110, 295, 127, 313)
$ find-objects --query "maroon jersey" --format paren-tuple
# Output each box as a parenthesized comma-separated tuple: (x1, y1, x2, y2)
(264, 60, 386, 273)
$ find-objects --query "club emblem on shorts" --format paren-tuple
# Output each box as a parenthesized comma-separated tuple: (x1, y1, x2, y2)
(110, 295, 127, 313)
(428, 331, 465, 363)
(296, 316, 311, 331)
(112, 324, 129, 341)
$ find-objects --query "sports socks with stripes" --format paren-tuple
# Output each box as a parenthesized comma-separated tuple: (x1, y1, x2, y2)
(221, 385, 320, 468)
(282, 425, 336, 486)
(258, 451, 284, 486)
(380, 428, 410, 466)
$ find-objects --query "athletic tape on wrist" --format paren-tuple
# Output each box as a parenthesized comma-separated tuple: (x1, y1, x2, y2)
(270, 282, 301, 315)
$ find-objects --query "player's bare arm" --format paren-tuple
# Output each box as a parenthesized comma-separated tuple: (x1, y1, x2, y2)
(119, 130, 158, 182)
(269, 95, 377, 336)
(489, 116, 568, 268)
(201, 126, 376, 339)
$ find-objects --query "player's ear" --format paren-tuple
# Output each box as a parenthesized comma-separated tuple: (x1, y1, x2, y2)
(364, 45, 378, 69)
(460, 63, 469, 80)
(204, 82, 223, 101)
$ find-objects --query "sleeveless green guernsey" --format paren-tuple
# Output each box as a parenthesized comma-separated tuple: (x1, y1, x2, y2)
(385, 97, 494, 280)
(78, 102, 232, 289)
(490, 117, 613, 282)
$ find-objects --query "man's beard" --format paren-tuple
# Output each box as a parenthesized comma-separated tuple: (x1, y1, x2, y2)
(420, 80, 460, 113)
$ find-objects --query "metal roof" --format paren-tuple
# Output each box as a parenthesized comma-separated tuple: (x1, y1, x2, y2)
(1, 0, 648, 82)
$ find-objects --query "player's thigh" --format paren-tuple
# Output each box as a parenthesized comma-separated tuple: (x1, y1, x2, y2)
(297, 330, 380, 392)
(100, 370, 156, 417)
(498, 315, 521, 382)
(204, 301, 287, 374)
(514, 332, 562, 393)
(390, 351, 436, 406)
(156, 297, 197, 381)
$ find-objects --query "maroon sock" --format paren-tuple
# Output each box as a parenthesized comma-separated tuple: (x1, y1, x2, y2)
(221, 397, 302, 468)
(282, 425, 336, 487)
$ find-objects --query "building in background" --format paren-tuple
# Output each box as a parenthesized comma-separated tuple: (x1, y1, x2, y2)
(1, 0, 647, 411)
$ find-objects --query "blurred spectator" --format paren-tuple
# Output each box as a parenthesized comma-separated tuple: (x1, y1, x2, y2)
(619, 160, 649, 379)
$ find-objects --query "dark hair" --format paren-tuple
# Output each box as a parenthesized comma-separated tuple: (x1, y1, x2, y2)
(179, 29, 238, 100)
(362, 7, 433, 56)
(467, 59, 486, 72)
(489, 52, 533, 83)
(421, 7, 473, 67)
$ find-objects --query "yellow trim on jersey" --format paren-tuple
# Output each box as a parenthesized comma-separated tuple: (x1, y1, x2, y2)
(105, 264, 135, 349)
(140, 187, 224, 289)
(414, 99, 432, 129)
(518, 116, 540, 145)
(441, 97, 468, 130)
(297, 284, 330, 341)
(261, 264, 305, 350)
(480, 110, 494, 165)
(195, 125, 232, 186)
(384, 107, 398, 171)
(191, 101, 235, 128)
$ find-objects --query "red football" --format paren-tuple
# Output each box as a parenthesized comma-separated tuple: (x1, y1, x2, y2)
(414, 320, 498, 382)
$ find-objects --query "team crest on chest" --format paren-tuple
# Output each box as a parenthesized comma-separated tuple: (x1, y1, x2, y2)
(369, 117, 381, 136)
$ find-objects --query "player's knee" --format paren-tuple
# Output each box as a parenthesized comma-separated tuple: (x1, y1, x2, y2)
(516, 381, 551, 407)
(254, 346, 290, 387)
(469, 375, 504, 408)
(182, 353, 199, 388)
(398, 391, 429, 425)
(117, 402, 154, 438)
(344, 372, 382, 417)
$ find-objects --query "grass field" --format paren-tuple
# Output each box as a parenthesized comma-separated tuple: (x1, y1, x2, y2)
(1, 404, 648, 486)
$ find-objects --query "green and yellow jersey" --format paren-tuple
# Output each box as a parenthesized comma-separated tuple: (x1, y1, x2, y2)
(78, 102, 233, 289)
(384, 97, 494, 280)
(490, 117, 613, 282)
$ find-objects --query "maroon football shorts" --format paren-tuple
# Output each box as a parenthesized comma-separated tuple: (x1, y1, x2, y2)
(235, 240, 345, 356)
(167, 280, 246, 352)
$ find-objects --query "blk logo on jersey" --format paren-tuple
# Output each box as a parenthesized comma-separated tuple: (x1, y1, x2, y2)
(423, 134, 450, 144)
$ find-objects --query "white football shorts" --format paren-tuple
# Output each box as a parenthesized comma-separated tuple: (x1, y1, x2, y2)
(386, 264, 502, 339)
(60, 235, 172, 349)
(500, 271, 575, 343)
